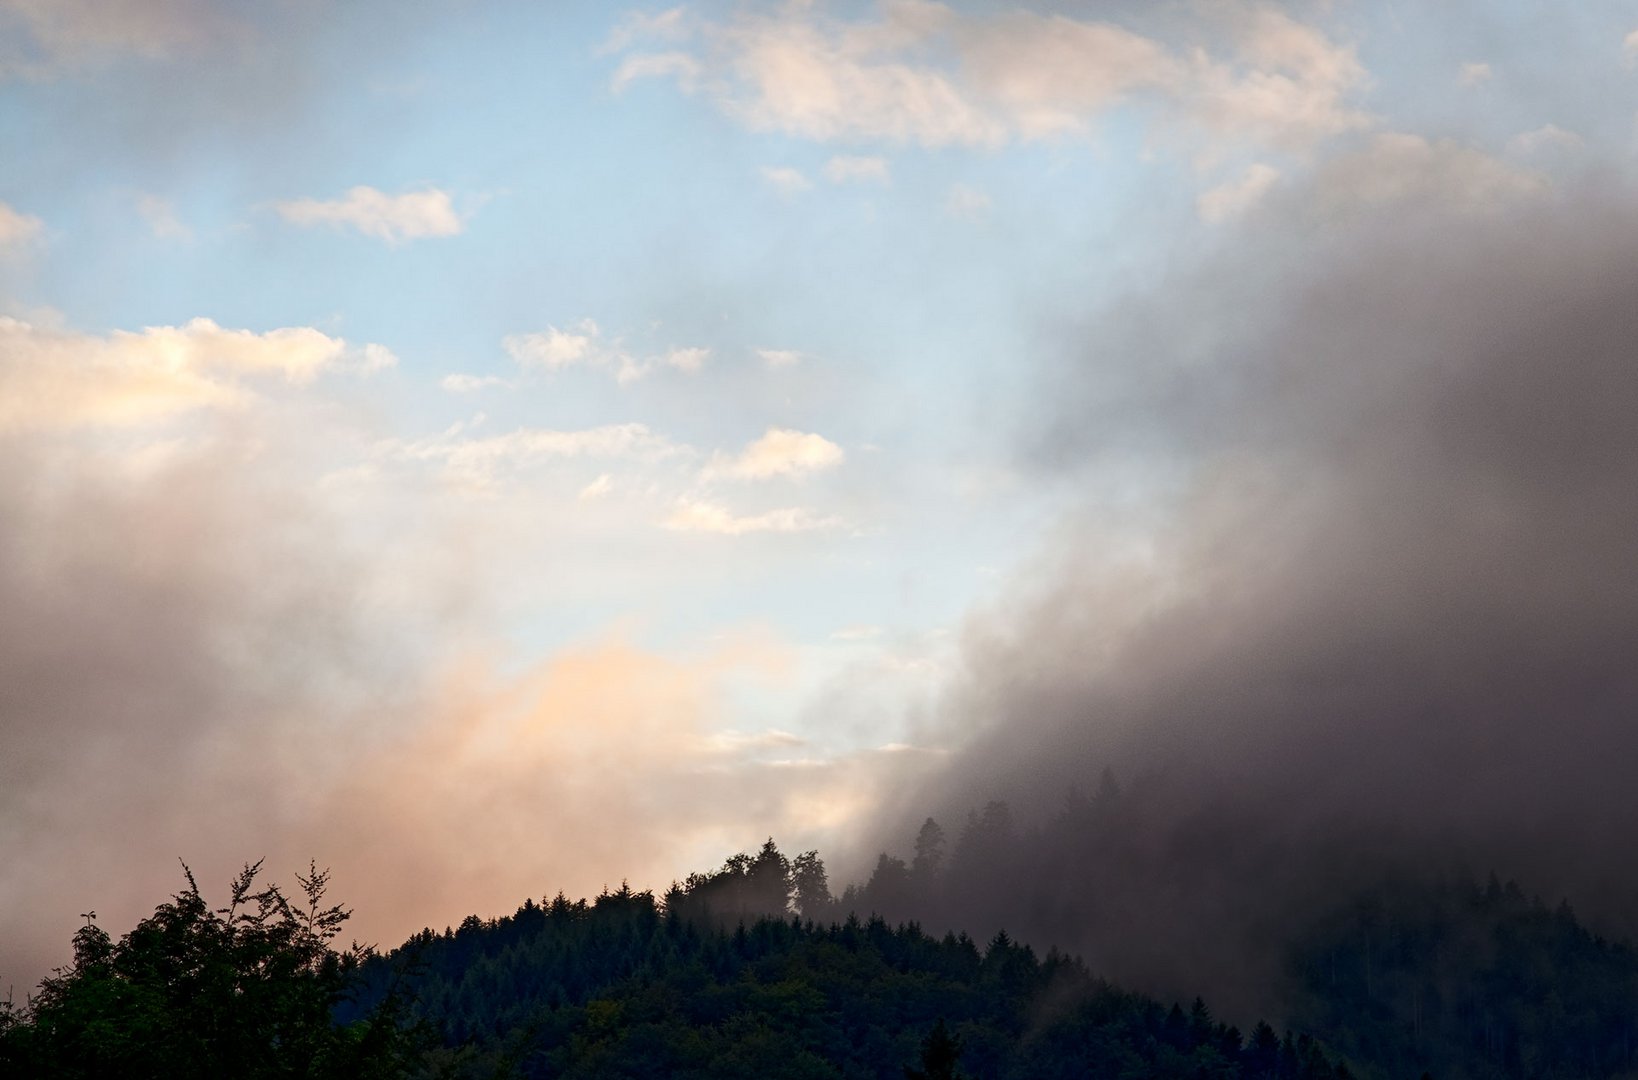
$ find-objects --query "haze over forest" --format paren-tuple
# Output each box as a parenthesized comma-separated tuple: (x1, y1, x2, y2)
(4, 0, 1638, 1046)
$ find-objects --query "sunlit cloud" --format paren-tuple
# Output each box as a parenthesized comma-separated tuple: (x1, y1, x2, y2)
(609, 1, 1371, 155)
(274, 186, 466, 245)
(664, 498, 844, 535)
(0, 315, 392, 432)
(504, 320, 706, 384)
(708, 427, 845, 481)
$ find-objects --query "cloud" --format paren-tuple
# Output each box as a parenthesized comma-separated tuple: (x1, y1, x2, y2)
(601, 6, 689, 55)
(503, 320, 706, 384)
(710, 427, 845, 480)
(609, 1, 1370, 155)
(945, 183, 990, 218)
(0, 315, 391, 432)
(831, 625, 884, 641)
(1625, 29, 1638, 67)
(756, 347, 803, 368)
(1197, 162, 1281, 223)
(0, 201, 43, 248)
(1459, 61, 1492, 86)
(578, 473, 613, 501)
(865, 177, 1638, 1017)
(389, 422, 682, 488)
(439, 373, 510, 393)
(1508, 123, 1584, 156)
(504, 321, 603, 370)
(136, 194, 192, 241)
(1309, 133, 1547, 215)
(0, 0, 228, 75)
(663, 346, 709, 373)
(664, 498, 843, 535)
(611, 50, 702, 93)
(824, 155, 891, 184)
(761, 165, 813, 195)
(274, 186, 465, 244)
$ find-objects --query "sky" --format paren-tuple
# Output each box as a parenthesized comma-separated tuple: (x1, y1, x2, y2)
(3, 0, 1638, 994)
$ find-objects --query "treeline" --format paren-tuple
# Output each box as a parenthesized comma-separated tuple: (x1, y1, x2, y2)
(342, 846, 1351, 1079)
(8, 807, 1638, 1078)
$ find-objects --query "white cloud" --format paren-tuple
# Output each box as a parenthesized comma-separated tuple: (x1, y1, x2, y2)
(761, 165, 813, 195)
(504, 320, 706, 384)
(610, 1, 1370, 155)
(579, 473, 614, 501)
(664, 498, 843, 535)
(711, 427, 844, 480)
(0, 201, 44, 248)
(504, 321, 602, 370)
(945, 183, 991, 218)
(0, 316, 388, 432)
(137, 194, 191, 241)
(439, 373, 508, 393)
(1459, 61, 1492, 86)
(392, 423, 681, 488)
(1625, 29, 1638, 67)
(1197, 162, 1281, 223)
(274, 186, 465, 245)
(830, 625, 884, 641)
(1508, 124, 1584, 156)
(663, 346, 710, 373)
(756, 348, 803, 368)
(612, 50, 703, 93)
(824, 155, 891, 184)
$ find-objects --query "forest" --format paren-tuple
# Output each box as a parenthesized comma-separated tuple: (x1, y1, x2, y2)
(6, 790, 1638, 1079)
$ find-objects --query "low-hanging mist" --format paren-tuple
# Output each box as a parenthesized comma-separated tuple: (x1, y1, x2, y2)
(850, 176, 1638, 1019)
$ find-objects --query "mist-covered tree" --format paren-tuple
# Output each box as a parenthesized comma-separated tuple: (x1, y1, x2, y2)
(912, 817, 947, 880)
(791, 849, 833, 920)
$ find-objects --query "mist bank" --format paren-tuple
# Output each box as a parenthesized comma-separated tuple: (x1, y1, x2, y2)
(851, 177, 1638, 1017)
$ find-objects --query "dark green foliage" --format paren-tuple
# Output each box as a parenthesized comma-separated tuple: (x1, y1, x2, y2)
(1286, 873, 1638, 1080)
(0, 860, 417, 1079)
(344, 841, 1349, 1080)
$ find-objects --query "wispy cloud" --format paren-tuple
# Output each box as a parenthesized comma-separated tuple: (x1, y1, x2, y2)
(274, 186, 465, 245)
(1197, 163, 1280, 223)
(664, 498, 843, 535)
(136, 194, 192, 241)
(824, 155, 890, 185)
(945, 183, 991, 218)
(389, 422, 682, 488)
(439, 374, 510, 393)
(756, 348, 803, 368)
(503, 320, 707, 384)
(609, 1, 1371, 155)
(0, 201, 44, 248)
(1459, 61, 1493, 86)
(761, 165, 813, 195)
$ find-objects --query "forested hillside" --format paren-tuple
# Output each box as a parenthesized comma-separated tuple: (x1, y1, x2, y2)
(7, 833, 1638, 1078)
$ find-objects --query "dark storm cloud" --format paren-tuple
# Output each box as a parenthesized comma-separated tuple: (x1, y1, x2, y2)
(859, 177, 1638, 1016)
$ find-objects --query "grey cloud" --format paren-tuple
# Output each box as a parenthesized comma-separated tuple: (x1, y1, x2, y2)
(853, 176, 1638, 1018)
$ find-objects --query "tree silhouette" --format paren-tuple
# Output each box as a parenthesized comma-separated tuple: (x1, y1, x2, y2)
(905, 1018, 966, 1080)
